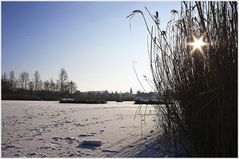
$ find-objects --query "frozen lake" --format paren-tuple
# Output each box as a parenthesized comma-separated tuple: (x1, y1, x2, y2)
(2, 100, 158, 157)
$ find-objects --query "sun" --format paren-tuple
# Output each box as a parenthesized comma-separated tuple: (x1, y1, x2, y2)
(188, 34, 208, 57)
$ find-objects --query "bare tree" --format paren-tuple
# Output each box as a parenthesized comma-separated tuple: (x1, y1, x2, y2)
(15, 80, 20, 89)
(58, 68, 68, 93)
(44, 80, 50, 91)
(28, 81, 34, 91)
(19, 72, 29, 89)
(33, 71, 41, 91)
(55, 80, 60, 92)
(67, 81, 77, 94)
(24, 73, 29, 89)
(2, 72, 10, 90)
(19, 74, 24, 89)
(9, 71, 15, 89)
(2, 72, 7, 81)
(38, 80, 43, 91)
(49, 79, 56, 92)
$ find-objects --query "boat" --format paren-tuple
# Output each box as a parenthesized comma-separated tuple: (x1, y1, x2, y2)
(134, 96, 172, 105)
(59, 98, 107, 104)
(134, 99, 165, 104)
(59, 98, 75, 103)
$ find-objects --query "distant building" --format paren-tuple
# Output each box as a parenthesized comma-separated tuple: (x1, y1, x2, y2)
(130, 88, 133, 95)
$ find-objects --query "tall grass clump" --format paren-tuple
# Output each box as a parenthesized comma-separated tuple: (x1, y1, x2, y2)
(128, 1, 237, 157)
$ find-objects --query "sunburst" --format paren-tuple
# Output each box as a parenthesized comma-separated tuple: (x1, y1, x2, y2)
(188, 34, 208, 58)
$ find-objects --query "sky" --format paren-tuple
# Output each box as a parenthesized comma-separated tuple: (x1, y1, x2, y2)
(2, 1, 180, 93)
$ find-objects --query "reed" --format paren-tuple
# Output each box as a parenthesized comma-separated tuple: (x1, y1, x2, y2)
(128, 1, 237, 157)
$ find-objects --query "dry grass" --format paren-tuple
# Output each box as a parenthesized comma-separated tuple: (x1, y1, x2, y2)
(128, 1, 237, 157)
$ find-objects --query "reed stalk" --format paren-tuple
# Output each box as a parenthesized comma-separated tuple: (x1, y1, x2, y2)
(128, 1, 237, 157)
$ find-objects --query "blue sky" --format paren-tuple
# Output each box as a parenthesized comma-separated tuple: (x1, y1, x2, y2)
(2, 2, 180, 92)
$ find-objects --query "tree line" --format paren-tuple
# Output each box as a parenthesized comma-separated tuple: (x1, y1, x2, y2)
(2, 68, 140, 101)
(2, 68, 77, 100)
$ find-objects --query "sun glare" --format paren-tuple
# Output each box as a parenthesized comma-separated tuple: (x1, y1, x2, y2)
(188, 34, 208, 57)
